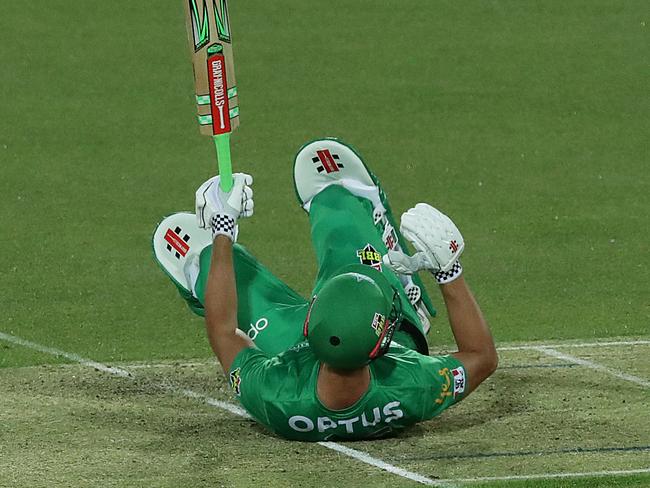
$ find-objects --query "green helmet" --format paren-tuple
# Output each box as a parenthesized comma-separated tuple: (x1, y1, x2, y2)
(303, 264, 402, 369)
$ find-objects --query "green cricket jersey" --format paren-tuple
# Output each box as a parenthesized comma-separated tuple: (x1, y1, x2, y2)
(229, 342, 468, 441)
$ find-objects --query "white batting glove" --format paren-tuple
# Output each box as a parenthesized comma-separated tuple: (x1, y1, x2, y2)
(388, 203, 464, 284)
(195, 173, 254, 241)
(382, 250, 433, 275)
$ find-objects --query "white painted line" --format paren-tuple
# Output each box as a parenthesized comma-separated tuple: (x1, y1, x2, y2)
(0, 331, 440, 486)
(0, 331, 131, 378)
(498, 339, 650, 351)
(533, 346, 650, 388)
(178, 388, 251, 418)
(319, 442, 448, 487)
(444, 467, 650, 484)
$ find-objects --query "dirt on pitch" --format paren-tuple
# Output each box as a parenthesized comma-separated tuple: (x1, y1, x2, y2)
(0, 342, 648, 488)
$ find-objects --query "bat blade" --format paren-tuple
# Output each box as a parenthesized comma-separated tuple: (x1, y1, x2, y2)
(184, 0, 239, 136)
(184, 0, 239, 191)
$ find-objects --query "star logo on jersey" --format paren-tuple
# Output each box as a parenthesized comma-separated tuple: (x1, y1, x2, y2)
(357, 244, 382, 271)
(229, 367, 242, 396)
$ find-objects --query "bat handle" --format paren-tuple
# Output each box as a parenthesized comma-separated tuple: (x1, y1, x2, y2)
(214, 133, 233, 192)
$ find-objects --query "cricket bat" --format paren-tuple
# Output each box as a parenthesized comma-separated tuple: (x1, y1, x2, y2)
(183, 0, 240, 192)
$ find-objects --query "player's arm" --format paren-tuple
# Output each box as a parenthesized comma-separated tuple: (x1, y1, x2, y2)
(384, 203, 498, 395)
(195, 173, 255, 374)
(204, 236, 254, 372)
(440, 276, 497, 394)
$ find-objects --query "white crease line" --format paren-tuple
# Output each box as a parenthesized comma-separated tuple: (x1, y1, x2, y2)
(532, 346, 650, 388)
(0, 332, 131, 378)
(442, 467, 650, 484)
(498, 339, 650, 351)
(178, 388, 251, 418)
(320, 442, 448, 486)
(0, 331, 442, 487)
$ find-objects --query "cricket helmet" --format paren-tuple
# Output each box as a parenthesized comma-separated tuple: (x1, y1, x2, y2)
(303, 264, 402, 369)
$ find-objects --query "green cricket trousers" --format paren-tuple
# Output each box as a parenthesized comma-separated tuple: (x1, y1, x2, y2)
(189, 185, 428, 355)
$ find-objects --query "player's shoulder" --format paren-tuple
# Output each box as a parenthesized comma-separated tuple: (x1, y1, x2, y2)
(274, 341, 317, 365)
(373, 344, 457, 380)
(235, 341, 318, 375)
(383, 342, 429, 363)
(234, 343, 320, 405)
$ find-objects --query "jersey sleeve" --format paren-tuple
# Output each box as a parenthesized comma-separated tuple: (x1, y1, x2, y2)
(414, 354, 469, 420)
(227, 347, 275, 425)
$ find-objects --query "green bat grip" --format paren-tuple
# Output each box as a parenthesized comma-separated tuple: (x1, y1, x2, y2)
(214, 132, 233, 192)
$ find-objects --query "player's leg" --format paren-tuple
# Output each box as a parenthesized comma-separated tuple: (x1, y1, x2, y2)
(153, 213, 308, 356)
(293, 139, 432, 354)
(193, 243, 308, 355)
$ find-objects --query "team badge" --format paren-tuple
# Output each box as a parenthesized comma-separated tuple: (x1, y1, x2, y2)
(164, 226, 191, 259)
(357, 244, 382, 271)
(229, 367, 242, 396)
(371, 313, 386, 337)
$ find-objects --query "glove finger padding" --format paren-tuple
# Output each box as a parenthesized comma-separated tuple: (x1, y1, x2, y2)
(382, 250, 433, 274)
(242, 185, 253, 203)
(225, 174, 254, 216)
(241, 199, 254, 217)
(400, 203, 464, 273)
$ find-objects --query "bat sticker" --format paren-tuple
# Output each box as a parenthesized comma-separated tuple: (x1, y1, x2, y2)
(188, 0, 210, 51)
(213, 0, 232, 42)
(206, 45, 232, 135)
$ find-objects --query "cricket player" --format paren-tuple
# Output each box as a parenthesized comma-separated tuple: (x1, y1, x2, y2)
(153, 138, 498, 441)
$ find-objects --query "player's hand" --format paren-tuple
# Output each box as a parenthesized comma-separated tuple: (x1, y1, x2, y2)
(385, 203, 464, 284)
(382, 250, 433, 275)
(195, 173, 254, 241)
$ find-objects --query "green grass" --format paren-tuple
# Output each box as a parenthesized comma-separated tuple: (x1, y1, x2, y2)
(1, 0, 649, 486)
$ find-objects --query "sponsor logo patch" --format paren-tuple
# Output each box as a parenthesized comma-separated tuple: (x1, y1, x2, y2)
(312, 149, 344, 174)
(449, 240, 459, 253)
(229, 367, 242, 396)
(357, 243, 382, 271)
(371, 313, 386, 337)
(164, 226, 190, 259)
(452, 366, 466, 397)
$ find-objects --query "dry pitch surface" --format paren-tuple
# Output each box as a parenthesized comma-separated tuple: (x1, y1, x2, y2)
(1, 335, 648, 488)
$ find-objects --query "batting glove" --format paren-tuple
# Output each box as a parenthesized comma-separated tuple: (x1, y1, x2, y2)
(195, 173, 254, 241)
(383, 203, 464, 284)
(382, 250, 433, 275)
